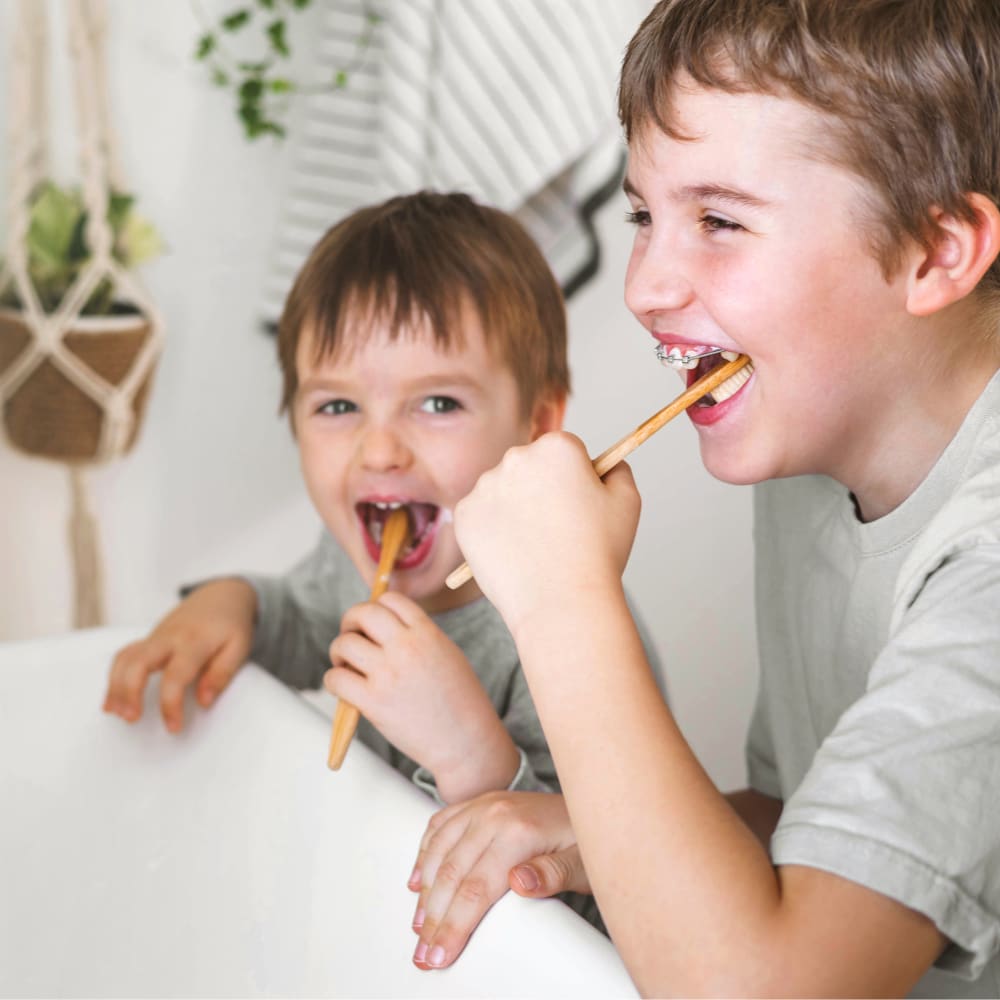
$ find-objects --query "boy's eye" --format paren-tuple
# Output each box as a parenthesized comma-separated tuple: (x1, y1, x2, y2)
(700, 213, 744, 233)
(318, 399, 357, 416)
(625, 209, 651, 227)
(419, 395, 460, 415)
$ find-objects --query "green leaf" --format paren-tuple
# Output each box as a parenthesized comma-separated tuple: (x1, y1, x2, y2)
(237, 60, 270, 73)
(67, 212, 89, 263)
(239, 102, 263, 128)
(260, 120, 286, 138)
(221, 9, 252, 31)
(117, 213, 164, 266)
(212, 68, 230, 87)
(333, 69, 348, 88)
(266, 19, 289, 57)
(107, 191, 134, 232)
(239, 77, 264, 100)
(290, 0, 311, 9)
(195, 32, 216, 60)
(269, 77, 294, 93)
(256, 0, 275, 8)
(26, 183, 82, 276)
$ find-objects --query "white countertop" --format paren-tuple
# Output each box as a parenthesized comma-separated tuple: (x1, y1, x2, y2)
(0, 626, 636, 997)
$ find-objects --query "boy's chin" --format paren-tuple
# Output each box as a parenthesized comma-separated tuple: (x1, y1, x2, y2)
(699, 443, 770, 487)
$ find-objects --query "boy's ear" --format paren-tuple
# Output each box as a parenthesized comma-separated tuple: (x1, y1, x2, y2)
(528, 392, 567, 440)
(906, 193, 1000, 317)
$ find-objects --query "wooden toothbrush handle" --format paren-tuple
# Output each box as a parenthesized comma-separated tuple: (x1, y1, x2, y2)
(327, 507, 410, 770)
(444, 355, 750, 591)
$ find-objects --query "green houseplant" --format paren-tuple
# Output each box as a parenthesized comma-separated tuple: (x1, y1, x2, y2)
(193, 0, 380, 139)
(1, 180, 162, 315)
(0, 181, 164, 462)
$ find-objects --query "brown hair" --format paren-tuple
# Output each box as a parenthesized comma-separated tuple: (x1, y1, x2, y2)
(277, 191, 569, 417)
(619, 0, 1000, 299)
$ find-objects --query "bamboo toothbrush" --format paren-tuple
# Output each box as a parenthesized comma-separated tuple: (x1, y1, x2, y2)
(327, 505, 411, 769)
(445, 354, 752, 591)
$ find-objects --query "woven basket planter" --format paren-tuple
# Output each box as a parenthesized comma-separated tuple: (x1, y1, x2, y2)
(0, 307, 156, 463)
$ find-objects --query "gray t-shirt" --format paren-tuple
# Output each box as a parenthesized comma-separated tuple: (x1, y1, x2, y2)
(750, 369, 1000, 997)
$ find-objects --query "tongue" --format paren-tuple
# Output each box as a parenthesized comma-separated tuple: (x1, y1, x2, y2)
(405, 503, 436, 548)
(364, 502, 437, 552)
(697, 353, 726, 379)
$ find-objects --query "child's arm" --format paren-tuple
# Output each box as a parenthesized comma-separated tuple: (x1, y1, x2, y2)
(448, 431, 946, 995)
(103, 578, 256, 731)
(409, 786, 780, 969)
(325, 591, 524, 803)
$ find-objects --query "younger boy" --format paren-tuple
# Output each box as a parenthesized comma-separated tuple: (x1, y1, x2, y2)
(408, 1, 1000, 994)
(104, 191, 661, 809)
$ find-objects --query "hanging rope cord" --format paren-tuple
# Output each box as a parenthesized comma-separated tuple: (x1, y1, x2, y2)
(1, 0, 164, 626)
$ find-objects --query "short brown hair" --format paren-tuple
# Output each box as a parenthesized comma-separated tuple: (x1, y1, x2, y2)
(277, 191, 569, 417)
(619, 0, 1000, 299)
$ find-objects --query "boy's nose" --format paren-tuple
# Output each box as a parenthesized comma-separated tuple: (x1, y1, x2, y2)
(358, 423, 412, 472)
(625, 245, 695, 318)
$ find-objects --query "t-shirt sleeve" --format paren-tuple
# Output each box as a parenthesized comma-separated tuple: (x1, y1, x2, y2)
(770, 545, 1000, 978)
(244, 533, 358, 690)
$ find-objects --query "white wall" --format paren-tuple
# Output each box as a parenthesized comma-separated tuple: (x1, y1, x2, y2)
(0, 0, 758, 791)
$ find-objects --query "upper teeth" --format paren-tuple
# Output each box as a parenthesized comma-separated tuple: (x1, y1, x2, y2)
(373, 501, 404, 510)
(656, 345, 740, 370)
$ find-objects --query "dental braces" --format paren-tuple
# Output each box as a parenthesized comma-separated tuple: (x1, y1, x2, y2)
(656, 345, 736, 370)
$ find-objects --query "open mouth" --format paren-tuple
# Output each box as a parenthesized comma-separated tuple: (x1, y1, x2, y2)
(656, 344, 754, 407)
(356, 500, 440, 566)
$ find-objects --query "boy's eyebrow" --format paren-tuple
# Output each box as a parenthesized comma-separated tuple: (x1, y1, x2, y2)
(623, 176, 770, 210)
(296, 371, 487, 395)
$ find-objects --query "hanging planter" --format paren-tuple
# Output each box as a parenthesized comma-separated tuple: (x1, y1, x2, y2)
(0, 181, 163, 463)
(0, 307, 155, 462)
(1, 0, 165, 628)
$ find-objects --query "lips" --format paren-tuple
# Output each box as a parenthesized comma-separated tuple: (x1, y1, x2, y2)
(356, 500, 441, 569)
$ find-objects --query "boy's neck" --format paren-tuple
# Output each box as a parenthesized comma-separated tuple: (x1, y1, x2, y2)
(845, 319, 1000, 522)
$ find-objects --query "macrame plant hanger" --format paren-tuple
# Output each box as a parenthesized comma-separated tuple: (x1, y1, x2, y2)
(0, 0, 164, 627)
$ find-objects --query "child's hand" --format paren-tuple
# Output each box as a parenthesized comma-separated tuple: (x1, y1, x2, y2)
(325, 591, 520, 803)
(103, 578, 257, 732)
(407, 791, 586, 970)
(454, 431, 641, 635)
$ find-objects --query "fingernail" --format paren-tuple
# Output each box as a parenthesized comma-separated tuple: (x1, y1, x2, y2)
(413, 942, 428, 965)
(427, 945, 446, 968)
(513, 865, 539, 892)
(412, 907, 424, 930)
(407, 867, 421, 889)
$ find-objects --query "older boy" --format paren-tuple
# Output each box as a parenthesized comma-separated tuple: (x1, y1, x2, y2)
(409, 1, 1000, 994)
(104, 192, 659, 812)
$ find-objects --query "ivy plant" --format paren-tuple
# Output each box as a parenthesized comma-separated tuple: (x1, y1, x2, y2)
(193, 0, 381, 140)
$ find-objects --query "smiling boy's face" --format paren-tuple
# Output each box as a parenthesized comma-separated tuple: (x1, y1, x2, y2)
(624, 80, 921, 495)
(293, 299, 561, 613)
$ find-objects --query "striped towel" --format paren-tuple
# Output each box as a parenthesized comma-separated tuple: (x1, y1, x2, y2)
(261, 0, 645, 324)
